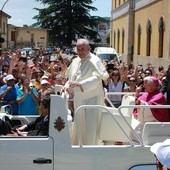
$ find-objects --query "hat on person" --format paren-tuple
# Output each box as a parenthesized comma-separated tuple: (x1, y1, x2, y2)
(150, 139, 170, 169)
(42, 75, 49, 79)
(41, 79, 49, 85)
(129, 76, 136, 81)
(29, 82, 34, 88)
(150, 76, 160, 87)
(55, 74, 62, 79)
(5, 74, 15, 81)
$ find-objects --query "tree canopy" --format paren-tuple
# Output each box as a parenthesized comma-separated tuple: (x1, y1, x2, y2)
(32, 0, 106, 47)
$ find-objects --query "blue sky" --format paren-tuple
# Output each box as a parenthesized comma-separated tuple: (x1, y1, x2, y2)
(1, 0, 111, 27)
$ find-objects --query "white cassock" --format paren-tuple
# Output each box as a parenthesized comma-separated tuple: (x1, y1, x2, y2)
(65, 52, 109, 145)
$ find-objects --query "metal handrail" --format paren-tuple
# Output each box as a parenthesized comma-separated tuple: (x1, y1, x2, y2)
(104, 92, 144, 105)
(74, 104, 139, 147)
(74, 104, 170, 147)
(104, 92, 136, 107)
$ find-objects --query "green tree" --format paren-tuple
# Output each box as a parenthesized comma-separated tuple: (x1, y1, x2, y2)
(33, 0, 105, 47)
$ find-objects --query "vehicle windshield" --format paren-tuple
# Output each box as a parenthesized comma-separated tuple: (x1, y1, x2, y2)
(99, 54, 118, 61)
(21, 48, 32, 52)
(21, 48, 33, 57)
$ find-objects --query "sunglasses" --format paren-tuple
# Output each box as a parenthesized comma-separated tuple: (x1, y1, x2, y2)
(129, 80, 136, 82)
(7, 79, 15, 82)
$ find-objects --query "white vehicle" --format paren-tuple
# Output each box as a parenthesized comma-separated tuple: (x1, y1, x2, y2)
(93, 47, 121, 63)
(0, 90, 170, 170)
(21, 47, 33, 57)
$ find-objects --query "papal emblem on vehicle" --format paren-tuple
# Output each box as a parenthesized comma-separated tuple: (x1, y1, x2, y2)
(54, 116, 65, 132)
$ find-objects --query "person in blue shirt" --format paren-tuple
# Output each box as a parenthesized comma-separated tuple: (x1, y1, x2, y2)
(0, 74, 19, 115)
(16, 77, 39, 115)
(14, 88, 55, 136)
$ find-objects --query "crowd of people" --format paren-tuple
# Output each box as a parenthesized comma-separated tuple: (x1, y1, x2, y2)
(0, 47, 71, 115)
(0, 38, 170, 140)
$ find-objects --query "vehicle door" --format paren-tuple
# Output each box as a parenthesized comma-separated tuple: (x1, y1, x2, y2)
(0, 137, 53, 170)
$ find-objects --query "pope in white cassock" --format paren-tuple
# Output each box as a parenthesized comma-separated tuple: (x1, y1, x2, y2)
(65, 38, 109, 145)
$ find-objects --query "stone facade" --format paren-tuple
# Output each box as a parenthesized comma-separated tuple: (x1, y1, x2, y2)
(0, 10, 49, 50)
(111, 0, 170, 69)
(0, 10, 11, 49)
(8, 24, 49, 49)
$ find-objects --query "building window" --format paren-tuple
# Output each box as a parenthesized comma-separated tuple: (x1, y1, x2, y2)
(114, 30, 116, 49)
(118, 0, 121, 6)
(31, 33, 34, 43)
(158, 16, 165, 58)
(146, 20, 152, 56)
(117, 29, 120, 53)
(3, 22, 5, 33)
(11, 31, 16, 41)
(122, 28, 125, 53)
(137, 24, 141, 55)
(115, 0, 117, 8)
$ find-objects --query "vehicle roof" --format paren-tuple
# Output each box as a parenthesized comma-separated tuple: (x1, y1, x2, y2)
(94, 47, 117, 54)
